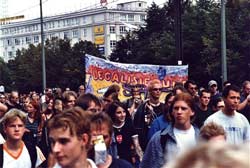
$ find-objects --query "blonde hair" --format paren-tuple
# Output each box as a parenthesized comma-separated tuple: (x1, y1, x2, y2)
(166, 142, 250, 168)
(147, 79, 162, 91)
(0, 108, 27, 127)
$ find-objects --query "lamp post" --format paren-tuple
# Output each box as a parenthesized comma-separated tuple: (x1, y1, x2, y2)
(221, 0, 227, 85)
(40, 0, 46, 92)
(174, 0, 182, 65)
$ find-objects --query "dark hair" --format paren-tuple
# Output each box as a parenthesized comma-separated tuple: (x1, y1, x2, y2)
(90, 112, 113, 136)
(222, 85, 240, 98)
(199, 89, 210, 97)
(184, 80, 196, 90)
(76, 93, 102, 110)
(106, 101, 130, 123)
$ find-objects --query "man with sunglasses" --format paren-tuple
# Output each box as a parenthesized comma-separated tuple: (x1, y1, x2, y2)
(133, 79, 165, 151)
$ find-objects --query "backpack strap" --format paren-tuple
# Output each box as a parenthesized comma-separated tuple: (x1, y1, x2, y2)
(0, 144, 3, 168)
(160, 129, 168, 154)
(24, 141, 37, 168)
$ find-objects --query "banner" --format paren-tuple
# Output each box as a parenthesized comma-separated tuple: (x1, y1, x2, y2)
(85, 54, 188, 101)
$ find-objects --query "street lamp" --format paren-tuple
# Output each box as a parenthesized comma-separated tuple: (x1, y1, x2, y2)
(174, 0, 182, 65)
(221, 0, 227, 85)
(40, 0, 46, 92)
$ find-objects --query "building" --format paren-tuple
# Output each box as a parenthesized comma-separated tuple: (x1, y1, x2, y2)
(0, 0, 147, 62)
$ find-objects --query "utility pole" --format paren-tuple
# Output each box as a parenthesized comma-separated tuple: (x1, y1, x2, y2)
(174, 0, 182, 65)
(221, 0, 227, 85)
(40, 0, 46, 92)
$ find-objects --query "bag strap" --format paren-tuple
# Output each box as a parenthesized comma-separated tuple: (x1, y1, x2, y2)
(160, 129, 168, 154)
(24, 141, 37, 168)
(0, 144, 3, 168)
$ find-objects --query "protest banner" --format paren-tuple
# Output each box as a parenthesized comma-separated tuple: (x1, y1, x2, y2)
(85, 54, 188, 101)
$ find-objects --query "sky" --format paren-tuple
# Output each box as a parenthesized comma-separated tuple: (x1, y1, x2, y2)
(5, 0, 167, 20)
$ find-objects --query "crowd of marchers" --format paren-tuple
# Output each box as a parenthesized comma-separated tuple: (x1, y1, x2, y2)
(0, 79, 249, 168)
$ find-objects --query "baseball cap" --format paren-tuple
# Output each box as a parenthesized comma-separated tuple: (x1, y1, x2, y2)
(208, 80, 217, 87)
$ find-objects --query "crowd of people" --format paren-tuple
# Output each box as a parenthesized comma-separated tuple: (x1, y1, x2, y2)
(0, 79, 249, 168)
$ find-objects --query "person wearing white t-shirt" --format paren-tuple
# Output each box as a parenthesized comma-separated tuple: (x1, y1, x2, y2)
(141, 93, 199, 168)
(0, 108, 45, 168)
(205, 85, 250, 144)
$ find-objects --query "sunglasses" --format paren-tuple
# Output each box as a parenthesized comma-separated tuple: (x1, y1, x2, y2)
(152, 88, 162, 91)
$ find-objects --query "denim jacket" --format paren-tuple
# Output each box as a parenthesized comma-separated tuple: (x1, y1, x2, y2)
(140, 124, 199, 168)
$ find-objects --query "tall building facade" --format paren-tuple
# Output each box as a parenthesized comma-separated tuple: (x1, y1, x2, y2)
(0, 0, 147, 62)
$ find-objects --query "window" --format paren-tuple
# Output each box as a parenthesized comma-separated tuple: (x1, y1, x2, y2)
(83, 28, 87, 37)
(26, 37, 32, 44)
(7, 39, 12, 46)
(64, 31, 70, 39)
(119, 26, 126, 34)
(110, 40, 116, 49)
(140, 15, 146, 22)
(138, 3, 142, 7)
(73, 30, 79, 38)
(128, 14, 134, 22)
(8, 51, 13, 57)
(83, 16, 86, 24)
(120, 14, 127, 21)
(15, 38, 20, 45)
(110, 26, 115, 34)
(109, 13, 115, 21)
(34, 36, 39, 43)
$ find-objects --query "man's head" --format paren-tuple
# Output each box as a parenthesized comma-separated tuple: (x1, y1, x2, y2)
(78, 85, 85, 96)
(199, 89, 211, 107)
(10, 91, 19, 104)
(200, 122, 226, 142)
(89, 112, 113, 149)
(184, 80, 197, 96)
(76, 93, 102, 113)
(62, 91, 77, 109)
(148, 79, 162, 100)
(48, 107, 91, 168)
(208, 80, 218, 94)
(1, 108, 26, 141)
(242, 80, 250, 96)
(170, 93, 195, 130)
(222, 85, 240, 115)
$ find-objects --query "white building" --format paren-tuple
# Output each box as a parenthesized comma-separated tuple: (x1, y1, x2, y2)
(0, 0, 147, 62)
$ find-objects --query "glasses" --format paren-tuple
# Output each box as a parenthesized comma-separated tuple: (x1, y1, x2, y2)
(152, 88, 162, 91)
(189, 87, 197, 90)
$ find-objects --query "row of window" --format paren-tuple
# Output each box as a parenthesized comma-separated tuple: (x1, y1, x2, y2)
(1, 13, 145, 36)
(4, 28, 88, 46)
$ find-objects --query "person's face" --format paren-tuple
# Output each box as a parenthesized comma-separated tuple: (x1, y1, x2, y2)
(200, 92, 211, 106)
(48, 99, 54, 110)
(114, 106, 126, 124)
(165, 95, 174, 109)
(223, 90, 240, 113)
(103, 95, 113, 110)
(46, 89, 53, 97)
(78, 86, 85, 95)
(90, 123, 111, 148)
(210, 84, 217, 93)
(11, 92, 19, 104)
(187, 83, 197, 96)
(23, 97, 30, 110)
(172, 100, 194, 129)
(66, 95, 76, 108)
(150, 83, 162, 99)
(0, 95, 6, 103)
(4, 117, 25, 141)
(54, 100, 63, 112)
(87, 101, 102, 113)
(216, 100, 225, 111)
(49, 128, 87, 168)
(26, 103, 36, 114)
(243, 83, 250, 95)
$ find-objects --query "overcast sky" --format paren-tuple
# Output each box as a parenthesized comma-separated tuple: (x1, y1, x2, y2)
(6, 0, 166, 20)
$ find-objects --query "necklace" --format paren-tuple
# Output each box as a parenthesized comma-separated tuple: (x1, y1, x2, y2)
(113, 122, 125, 132)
